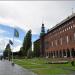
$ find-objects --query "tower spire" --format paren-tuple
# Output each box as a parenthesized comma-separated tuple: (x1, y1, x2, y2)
(40, 20, 45, 37)
(42, 17, 44, 24)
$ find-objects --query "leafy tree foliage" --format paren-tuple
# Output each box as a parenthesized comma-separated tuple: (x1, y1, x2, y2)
(27, 48, 32, 58)
(20, 30, 32, 56)
(34, 39, 40, 57)
(3, 43, 11, 60)
(18, 47, 24, 56)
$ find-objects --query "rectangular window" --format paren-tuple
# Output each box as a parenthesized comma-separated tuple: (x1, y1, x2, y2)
(52, 41, 53, 47)
(66, 36, 69, 44)
(63, 36, 67, 44)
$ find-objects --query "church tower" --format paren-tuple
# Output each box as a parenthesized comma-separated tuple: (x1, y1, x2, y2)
(40, 23, 45, 37)
(40, 23, 45, 57)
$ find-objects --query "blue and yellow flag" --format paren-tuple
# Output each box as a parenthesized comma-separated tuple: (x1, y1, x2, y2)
(14, 29, 19, 38)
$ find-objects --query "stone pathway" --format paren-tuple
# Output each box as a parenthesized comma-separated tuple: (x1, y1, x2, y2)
(0, 60, 37, 75)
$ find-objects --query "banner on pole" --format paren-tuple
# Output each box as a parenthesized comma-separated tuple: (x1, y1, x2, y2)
(9, 40, 13, 45)
(14, 29, 19, 38)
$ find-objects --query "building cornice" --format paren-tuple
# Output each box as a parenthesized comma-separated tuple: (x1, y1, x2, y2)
(45, 13, 75, 36)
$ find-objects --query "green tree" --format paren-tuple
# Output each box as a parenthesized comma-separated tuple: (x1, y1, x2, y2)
(22, 30, 32, 56)
(18, 47, 24, 56)
(27, 48, 32, 58)
(34, 39, 40, 57)
(3, 43, 11, 60)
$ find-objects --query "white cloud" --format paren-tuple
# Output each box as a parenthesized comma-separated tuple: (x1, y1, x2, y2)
(0, 29, 6, 34)
(0, 36, 22, 52)
(4, 37, 22, 44)
(0, 1, 75, 52)
(12, 45, 21, 52)
(0, 38, 8, 50)
(0, 1, 75, 35)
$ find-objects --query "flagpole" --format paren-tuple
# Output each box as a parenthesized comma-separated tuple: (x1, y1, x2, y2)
(11, 27, 19, 65)
(11, 28, 15, 65)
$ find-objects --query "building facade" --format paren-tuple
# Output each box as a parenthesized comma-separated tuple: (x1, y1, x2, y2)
(34, 13, 75, 58)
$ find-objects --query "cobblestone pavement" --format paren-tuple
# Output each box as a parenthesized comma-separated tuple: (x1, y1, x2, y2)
(0, 60, 37, 75)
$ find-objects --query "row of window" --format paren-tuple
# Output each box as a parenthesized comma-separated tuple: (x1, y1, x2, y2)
(52, 25, 74, 38)
(45, 33, 75, 49)
(47, 21, 74, 38)
(46, 49, 75, 57)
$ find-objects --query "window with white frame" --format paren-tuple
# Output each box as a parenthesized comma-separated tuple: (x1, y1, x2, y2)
(66, 36, 69, 44)
(65, 29, 66, 31)
(52, 41, 53, 47)
(63, 30, 64, 32)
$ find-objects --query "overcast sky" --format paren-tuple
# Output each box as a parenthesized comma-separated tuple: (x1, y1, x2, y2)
(0, 1, 75, 34)
(0, 1, 75, 53)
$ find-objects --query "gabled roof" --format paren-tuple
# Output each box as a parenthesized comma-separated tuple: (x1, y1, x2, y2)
(46, 13, 75, 35)
(34, 38, 40, 43)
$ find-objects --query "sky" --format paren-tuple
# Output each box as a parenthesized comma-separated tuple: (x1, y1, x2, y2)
(0, 1, 75, 55)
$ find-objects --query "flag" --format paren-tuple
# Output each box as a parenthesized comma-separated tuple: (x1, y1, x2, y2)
(14, 29, 19, 37)
(9, 40, 13, 45)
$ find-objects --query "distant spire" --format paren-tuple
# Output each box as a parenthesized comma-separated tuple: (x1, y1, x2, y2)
(42, 17, 44, 24)
(42, 19, 43, 24)
(42, 17, 44, 30)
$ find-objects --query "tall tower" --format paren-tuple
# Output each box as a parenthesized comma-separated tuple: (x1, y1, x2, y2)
(40, 23, 45, 57)
(40, 23, 45, 37)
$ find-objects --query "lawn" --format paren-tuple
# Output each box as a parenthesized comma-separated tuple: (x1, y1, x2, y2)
(14, 58, 75, 75)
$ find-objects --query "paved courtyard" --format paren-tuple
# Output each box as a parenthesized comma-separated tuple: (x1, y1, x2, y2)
(0, 60, 37, 75)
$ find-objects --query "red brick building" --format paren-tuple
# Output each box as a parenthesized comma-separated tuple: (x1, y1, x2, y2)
(34, 13, 75, 58)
